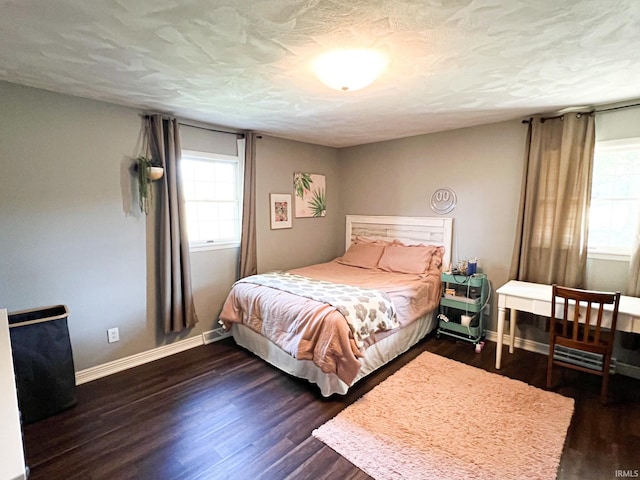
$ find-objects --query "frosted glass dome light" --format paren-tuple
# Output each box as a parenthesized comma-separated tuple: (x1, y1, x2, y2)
(313, 49, 388, 92)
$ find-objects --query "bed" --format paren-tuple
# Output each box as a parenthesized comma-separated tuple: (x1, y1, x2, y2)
(219, 215, 453, 396)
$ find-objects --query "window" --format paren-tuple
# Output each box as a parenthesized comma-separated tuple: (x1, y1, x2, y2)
(588, 138, 640, 258)
(181, 149, 243, 250)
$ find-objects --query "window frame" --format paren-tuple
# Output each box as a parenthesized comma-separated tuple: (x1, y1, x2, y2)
(181, 147, 244, 252)
(587, 137, 640, 261)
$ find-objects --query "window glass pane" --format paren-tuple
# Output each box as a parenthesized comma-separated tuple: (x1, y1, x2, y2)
(588, 140, 640, 255)
(195, 202, 218, 222)
(218, 202, 236, 221)
(194, 181, 214, 201)
(181, 160, 196, 182)
(215, 162, 235, 179)
(192, 160, 216, 179)
(182, 180, 196, 200)
(214, 183, 235, 201)
(198, 221, 219, 242)
(180, 151, 242, 245)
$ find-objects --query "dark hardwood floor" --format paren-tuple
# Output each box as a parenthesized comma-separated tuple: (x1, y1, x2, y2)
(22, 335, 640, 480)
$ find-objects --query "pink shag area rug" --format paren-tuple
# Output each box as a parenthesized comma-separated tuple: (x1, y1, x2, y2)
(313, 352, 574, 480)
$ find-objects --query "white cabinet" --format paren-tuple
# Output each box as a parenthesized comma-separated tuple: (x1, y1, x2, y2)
(0, 309, 27, 480)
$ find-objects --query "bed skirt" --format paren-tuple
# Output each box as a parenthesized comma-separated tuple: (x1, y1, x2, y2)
(231, 311, 436, 397)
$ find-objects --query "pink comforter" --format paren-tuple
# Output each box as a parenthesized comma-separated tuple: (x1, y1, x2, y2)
(219, 260, 442, 385)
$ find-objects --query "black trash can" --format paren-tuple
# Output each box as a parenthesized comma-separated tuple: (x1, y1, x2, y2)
(8, 305, 77, 424)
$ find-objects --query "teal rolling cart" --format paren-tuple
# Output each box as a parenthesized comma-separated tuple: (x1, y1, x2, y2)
(436, 272, 488, 352)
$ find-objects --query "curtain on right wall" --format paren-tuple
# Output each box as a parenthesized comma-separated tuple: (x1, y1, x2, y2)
(510, 113, 595, 288)
(628, 223, 640, 296)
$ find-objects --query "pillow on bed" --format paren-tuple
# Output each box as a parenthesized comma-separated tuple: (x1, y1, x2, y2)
(337, 243, 385, 268)
(377, 244, 443, 274)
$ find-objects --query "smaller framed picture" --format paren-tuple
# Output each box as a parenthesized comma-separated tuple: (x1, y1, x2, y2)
(270, 193, 292, 229)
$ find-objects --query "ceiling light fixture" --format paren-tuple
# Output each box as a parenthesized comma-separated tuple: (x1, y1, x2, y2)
(313, 49, 388, 92)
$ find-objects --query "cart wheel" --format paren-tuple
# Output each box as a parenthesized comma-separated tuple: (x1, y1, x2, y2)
(475, 341, 485, 353)
(436, 332, 441, 339)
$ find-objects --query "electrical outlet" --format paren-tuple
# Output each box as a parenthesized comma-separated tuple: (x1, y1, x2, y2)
(107, 327, 119, 343)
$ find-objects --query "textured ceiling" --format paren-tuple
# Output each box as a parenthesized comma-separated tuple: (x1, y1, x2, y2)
(1, 0, 639, 147)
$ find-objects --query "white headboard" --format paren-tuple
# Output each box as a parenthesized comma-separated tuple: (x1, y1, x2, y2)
(345, 215, 453, 269)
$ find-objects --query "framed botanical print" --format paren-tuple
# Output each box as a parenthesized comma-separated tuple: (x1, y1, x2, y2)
(270, 193, 292, 229)
(293, 172, 326, 218)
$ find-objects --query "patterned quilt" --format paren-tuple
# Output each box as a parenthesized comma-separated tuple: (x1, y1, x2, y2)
(237, 272, 398, 348)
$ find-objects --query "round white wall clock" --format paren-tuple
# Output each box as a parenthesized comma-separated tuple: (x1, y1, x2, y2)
(430, 187, 457, 214)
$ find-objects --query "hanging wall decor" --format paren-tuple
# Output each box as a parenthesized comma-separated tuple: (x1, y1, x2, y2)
(136, 155, 154, 215)
(132, 118, 164, 215)
(134, 155, 164, 215)
(270, 193, 292, 229)
(430, 187, 457, 214)
(293, 172, 326, 218)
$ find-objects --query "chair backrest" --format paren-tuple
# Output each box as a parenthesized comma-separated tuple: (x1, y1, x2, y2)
(551, 285, 621, 348)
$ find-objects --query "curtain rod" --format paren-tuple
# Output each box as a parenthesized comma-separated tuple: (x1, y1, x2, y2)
(140, 114, 244, 137)
(178, 121, 244, 138)
(595, 102, 640, 114)
(522, 101, 640, 124)
(521, 111, 594, 124)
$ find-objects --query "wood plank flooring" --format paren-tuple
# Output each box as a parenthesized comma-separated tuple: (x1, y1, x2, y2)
(22, 336, 640, 480)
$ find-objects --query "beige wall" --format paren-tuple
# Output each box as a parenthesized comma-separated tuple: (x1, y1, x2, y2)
(0, 82, 150, 370)
(338, 120, 528, 332)
(255, 135, 342, 273)
(0, 82, 342, 371)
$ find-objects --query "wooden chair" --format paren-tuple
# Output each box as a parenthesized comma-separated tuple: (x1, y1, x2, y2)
(547, 284, 621, 403)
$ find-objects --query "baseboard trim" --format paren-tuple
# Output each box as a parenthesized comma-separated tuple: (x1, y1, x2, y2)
(484, 330, 548, 356)
(75, 328, 640, 385)
(75, 335, 205, 385)
(485, 330, 640, 380)
(614, 362, 640, 379)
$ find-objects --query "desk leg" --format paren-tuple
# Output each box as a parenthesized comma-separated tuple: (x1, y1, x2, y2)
(509, 308, 517, 354)
(496, 306, 506, 369)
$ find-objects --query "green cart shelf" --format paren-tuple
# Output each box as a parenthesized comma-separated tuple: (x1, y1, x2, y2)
(437, 272, 488, 352)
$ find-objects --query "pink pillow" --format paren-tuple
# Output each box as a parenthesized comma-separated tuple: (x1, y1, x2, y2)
(378, 245, 443, 274)
(337, 243, 385, 269)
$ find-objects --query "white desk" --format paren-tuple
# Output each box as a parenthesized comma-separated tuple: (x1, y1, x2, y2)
(495, 280, 640, 369)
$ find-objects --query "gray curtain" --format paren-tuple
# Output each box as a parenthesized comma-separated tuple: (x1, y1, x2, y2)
(239, 131, 257, 278)
(147, 114, 199, 333)
(628, 218, 640, 296)
(510, 113, 595, 288)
